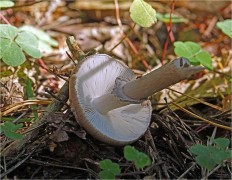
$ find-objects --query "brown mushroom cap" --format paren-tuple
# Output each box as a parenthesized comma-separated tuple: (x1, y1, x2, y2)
(69, 54, 152, 145)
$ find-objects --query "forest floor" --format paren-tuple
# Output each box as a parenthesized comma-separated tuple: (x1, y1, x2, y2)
(1, 0, 231, 179)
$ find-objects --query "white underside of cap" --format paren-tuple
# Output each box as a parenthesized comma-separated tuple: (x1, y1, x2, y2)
(72, 54, 152, 143)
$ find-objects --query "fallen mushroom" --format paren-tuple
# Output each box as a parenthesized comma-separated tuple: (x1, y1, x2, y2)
(69, 54, 204, 145)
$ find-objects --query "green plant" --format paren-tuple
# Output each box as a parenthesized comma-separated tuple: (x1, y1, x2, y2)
(174, 41, 213, 70)
(99, 145, 151, 179)
(216, 19, 232, 38)
(20, 25, 58, 54)
(0, 24, 42, 66)
(156, 13, 188, 23)
(189, 138, 232, 171)
(129, 0, 157, 27)
(0, 0, 14, 8)
(99, 159, 121, 180)
(124, 145, 151, 168)
(0, 121, 23, 140)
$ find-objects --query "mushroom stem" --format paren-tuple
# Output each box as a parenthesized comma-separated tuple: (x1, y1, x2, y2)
(93, 93, 129, 114)
(121, 57, 204, 100)
(93, 57, 204, 114)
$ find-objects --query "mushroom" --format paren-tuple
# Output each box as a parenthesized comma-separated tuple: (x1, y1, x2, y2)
(69, 54, 204, 145)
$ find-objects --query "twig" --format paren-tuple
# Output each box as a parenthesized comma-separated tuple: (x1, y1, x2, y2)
(28, 158, 98, 179)
(12, 110, 29, 123)
(161, 0, 175, 64)
(196, 123, 211, 133)
(144, 131, 166, 177)
(165, 98, 198, 143)
(208, 127, 217, 145)
(2, 149, 26, 168)
(0, 100, 50, 117)
(30, 166, 42, 179)
(66, 36, 85, 61)
(66, 51, 77, 65)
(3, 156, 6, 174)
(22, 122, 47, 135)
(170, 102, 232, 131)
(146, 130, 158, 160)
(212, 70, 232, 78)
(109, 26, 135, 53)
(168, 88, 223, 111)
(0, 13, 11, 25)
(0, 145, 38, 179)
(226, 163, 232, 175)
(119, 171, 146, 176)
(45, 88, 69, 108)
(36, 59, 68, 81)
(202, 164, 222, 180)
(203, 16, 218, 37)
(177, 163, 196, 179)
(11, 0, 43, 8)
(114, 0, 150, 70)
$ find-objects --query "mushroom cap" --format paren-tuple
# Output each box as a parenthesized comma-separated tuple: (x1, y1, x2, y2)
(69, 54, 152, 145)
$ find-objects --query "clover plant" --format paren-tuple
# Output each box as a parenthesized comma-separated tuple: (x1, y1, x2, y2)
(0, 121, 23, 140)
(174, 41, 213, 70)
(99, 145, 151, 179)
(0, 24, 42, 66)
(189, 138, 232, 171)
